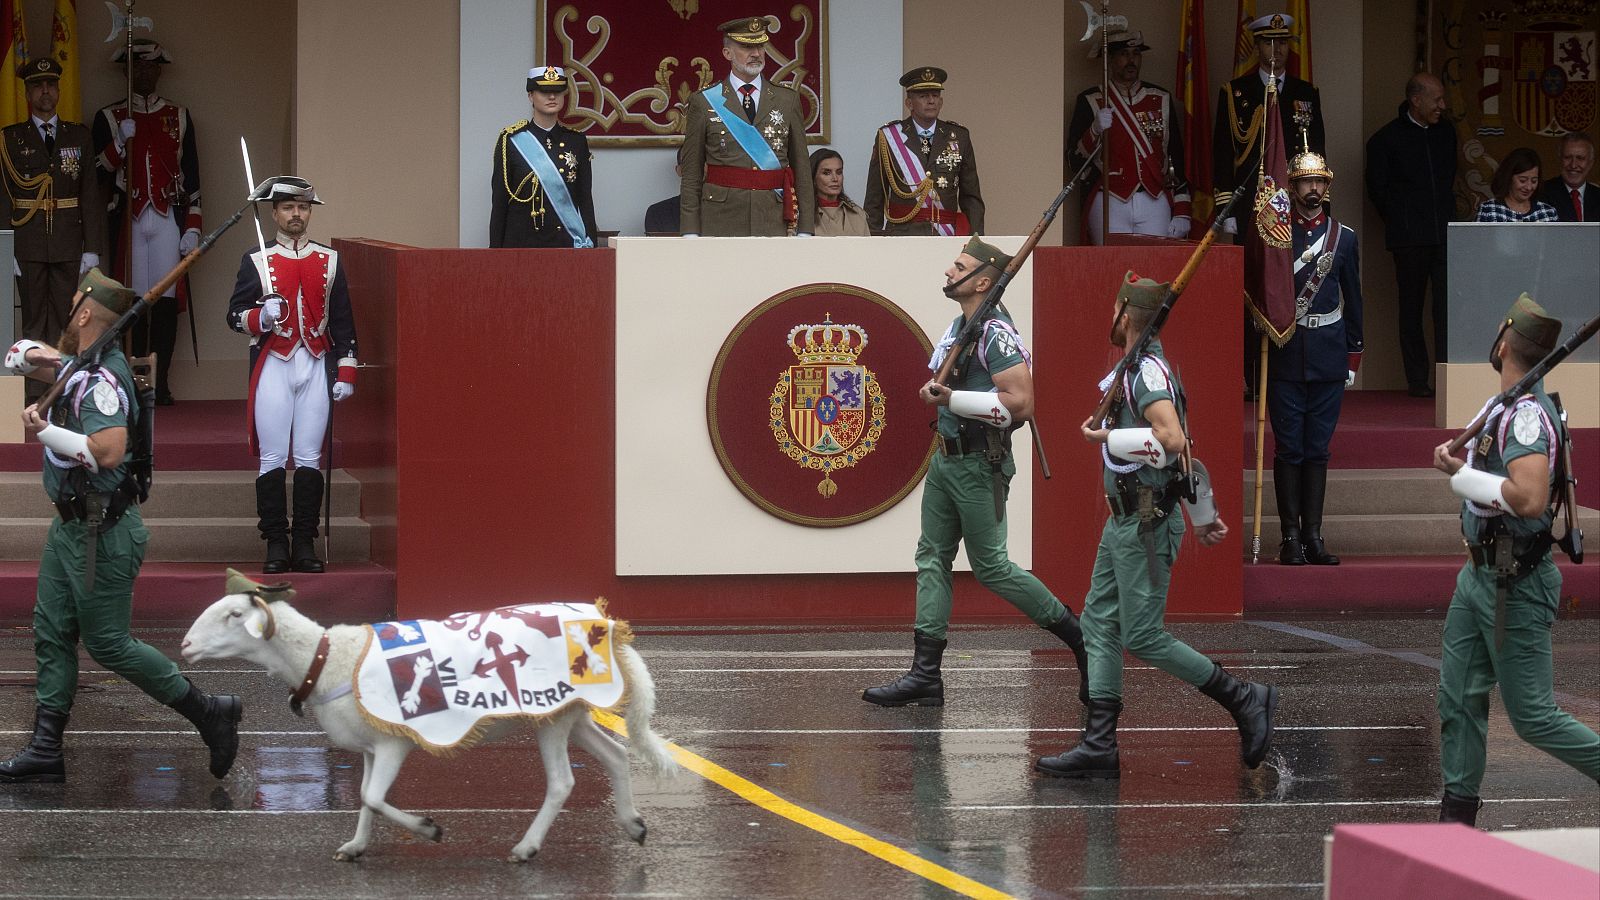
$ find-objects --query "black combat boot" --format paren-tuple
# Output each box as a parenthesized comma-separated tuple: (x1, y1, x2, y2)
(1035, 699, 1122, 778)
(256, 468, 290, 575)
(1274, 459, 1306, 565)
(0, 706, 69, 783)
(1197, 662, 1278, 769)
(1043, 610, 1090, 707)
(291, 467, 326, 573)
(862, 632, 946, 707)
(168, 680, 243, 779)
(1301, 462, 1341, 565)
(1439, 792, 1483, 827)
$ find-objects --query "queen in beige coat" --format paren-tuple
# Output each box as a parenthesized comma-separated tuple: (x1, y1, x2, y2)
(810, 149, 870, 237)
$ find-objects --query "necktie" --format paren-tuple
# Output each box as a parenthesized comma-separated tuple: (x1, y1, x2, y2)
(42, 122, 55, 155)
(1573, 188, 1584, 221)
(739, 84, 756, 123)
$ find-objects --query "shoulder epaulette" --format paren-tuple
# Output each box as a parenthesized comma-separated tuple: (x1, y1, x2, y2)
(503, 120, 528, 134)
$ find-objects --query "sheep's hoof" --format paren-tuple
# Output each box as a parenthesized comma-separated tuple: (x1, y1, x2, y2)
(419, 817, 444, 842)
(508, 847, 537, 864)
(629, 818, 647, 846)
(333, 850, 362, 863)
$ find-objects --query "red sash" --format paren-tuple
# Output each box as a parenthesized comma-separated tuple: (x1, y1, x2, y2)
(705, 165, 797, 225)
(886, 203, 971, 235)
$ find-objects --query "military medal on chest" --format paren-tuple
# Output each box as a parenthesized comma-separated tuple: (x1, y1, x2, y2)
(935, 141, 962, 171)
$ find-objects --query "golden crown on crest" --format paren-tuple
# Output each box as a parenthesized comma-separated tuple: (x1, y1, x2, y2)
(786, 315, 868, 365)
(1512, 0, 1594, 27)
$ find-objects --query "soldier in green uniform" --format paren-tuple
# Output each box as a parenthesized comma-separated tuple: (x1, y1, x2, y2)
(1430, 295, 1599, 826)
(863, 67, 984, 236)
(1, 270, 242, 784)
(1036, 271, 1276, 779)
(862, 237, 1088, 709)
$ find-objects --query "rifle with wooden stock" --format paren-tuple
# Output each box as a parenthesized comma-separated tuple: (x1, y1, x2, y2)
(1445, 314, 1600, 455)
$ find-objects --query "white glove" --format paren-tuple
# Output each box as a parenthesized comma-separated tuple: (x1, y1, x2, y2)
(1346, 369, 1356, 388)
(179, 229, 200, 255)
(682, 233, 700, 239)
(1222, 217, 1238, 236)
(259, 293, 286, 329)
(79, 253, 99, 275)
(118, 119, 136, 142)
(795, 232, 813, 238)
(12, 260, 18, 278)
(1092, 107, 1113, 136)
(332, 381, 354, 402)
(1166, 217, 1191, 239)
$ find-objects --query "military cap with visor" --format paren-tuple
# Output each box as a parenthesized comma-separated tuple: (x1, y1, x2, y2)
(20, 57, 62, 82)
(1249, 13, 1295, 40)
(719, 16, 776, 45)
(901, 66, 947, 92)
(526, 65, 570, 93)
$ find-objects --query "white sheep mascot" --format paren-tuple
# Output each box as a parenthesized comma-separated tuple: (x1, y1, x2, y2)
(182, 569, 678, 862)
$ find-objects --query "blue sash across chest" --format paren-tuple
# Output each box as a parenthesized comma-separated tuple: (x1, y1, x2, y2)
(507, 129, 592, 249)
(702, 85, 782, 172)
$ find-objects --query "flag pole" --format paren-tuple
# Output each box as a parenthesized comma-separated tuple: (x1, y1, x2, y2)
(1250, 333, 1269, 564)
(1099, 0, 1111, 243)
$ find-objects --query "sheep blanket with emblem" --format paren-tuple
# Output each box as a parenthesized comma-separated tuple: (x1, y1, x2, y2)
(353, 602, 629, 754)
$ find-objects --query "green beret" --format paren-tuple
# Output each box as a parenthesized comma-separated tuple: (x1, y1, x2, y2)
(1505, 293, 1561, 352)
(1116, 270, 1168, 310)
(76, 268, 138, 315)
(225, 567, 295, 602)
(961, 235, 1012, 272)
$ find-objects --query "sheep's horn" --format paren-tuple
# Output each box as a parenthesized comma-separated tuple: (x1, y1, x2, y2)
(249, 593, 279, 641)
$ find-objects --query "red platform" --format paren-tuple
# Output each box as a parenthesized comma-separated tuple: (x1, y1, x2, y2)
(1327, 824, 1599, 900)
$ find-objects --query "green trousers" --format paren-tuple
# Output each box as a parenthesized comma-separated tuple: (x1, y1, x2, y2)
(1080, 513, 1215, 702)
(33, 507, 187, 712)
(1438, 557, 1600, 797)
(914, 453, 1067, 640)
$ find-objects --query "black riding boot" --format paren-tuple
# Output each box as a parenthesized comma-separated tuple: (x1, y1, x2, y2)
(255, 468, 290, 575)
(1043, 610, 1090, 707)
(1301, 462, 1340, 565)
(291, 467, 326, 574)
(1035, 699, 1121, 778)
(0, 706, 68, 783)
(168, 680, 243, 779)
(862, 632, 946, 707)
(1197, 662, 1278, 769)
(1274, 459, 1306, 565)
(1439, 792, 1483, 827)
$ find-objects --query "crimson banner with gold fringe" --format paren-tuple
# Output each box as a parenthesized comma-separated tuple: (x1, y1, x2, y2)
(1244, 87, 1296, 346)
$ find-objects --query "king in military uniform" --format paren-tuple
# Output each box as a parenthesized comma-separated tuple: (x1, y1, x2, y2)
(678, 16, 815, 237)
(1, 58, 105, 362)
(1430, 296, 1599, 827)
(864, 66, 984, 236)
(1267, 151, 1362, 566)
(489, 65, 598, 249)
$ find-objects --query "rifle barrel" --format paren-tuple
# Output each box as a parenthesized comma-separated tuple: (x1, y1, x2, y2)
(1447, 314, 1600, 454)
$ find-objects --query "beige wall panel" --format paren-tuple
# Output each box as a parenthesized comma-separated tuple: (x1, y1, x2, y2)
(1440, 363, 1600, 429)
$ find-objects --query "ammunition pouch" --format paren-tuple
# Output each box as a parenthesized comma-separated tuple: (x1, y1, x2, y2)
(1107, 472, 1185, 521)
(54, 470, 139, 535)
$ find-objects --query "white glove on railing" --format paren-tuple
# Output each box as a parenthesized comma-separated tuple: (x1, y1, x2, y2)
(332, 381, 354, 402)
(1092, 107, 1113, 136)
(1167, 217, 1191, 239)
(79, 253, 99, 275)
(179, 229, 200, 256)
(259, 293, 286, 329)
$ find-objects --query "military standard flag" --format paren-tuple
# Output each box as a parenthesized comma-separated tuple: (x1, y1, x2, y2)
(1243, 84, 1297, 346)
(50, 0, 79, 121)
(0, 0, 27, 126)
(1176, 0, 1213, 234)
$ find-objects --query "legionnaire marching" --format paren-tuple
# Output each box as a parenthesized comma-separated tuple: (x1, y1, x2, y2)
(92, 38, 203, 405)
(2, 270, 242, 784)
(1066, 28, 1192, 244)
(1269, 151, 1362, 566)
(861, 236, 1089, 710)
(1036, 271, 1276, 779)
(227, 177, 358, 575)
(864, 66, 984, 236)
(1430, 296, 1599, 827)
(678, 15, 815, 237)
(489, 65, 598, 249)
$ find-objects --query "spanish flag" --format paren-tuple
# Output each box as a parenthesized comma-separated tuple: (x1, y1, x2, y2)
(51, 0, 79, 121)
(1231, 0, 1313, 81)
(0, 0, 26, 126)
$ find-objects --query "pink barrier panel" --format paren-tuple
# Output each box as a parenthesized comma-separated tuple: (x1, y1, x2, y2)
(1328, 824, 1600, 900)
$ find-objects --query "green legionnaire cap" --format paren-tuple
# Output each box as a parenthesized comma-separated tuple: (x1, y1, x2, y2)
(1249, 13, 1295, 40)
(224, 567, 295, 602)
(76, 268, 138, 315)
(1116, 270, 1168, 310)
(1505, 293, 1561, 352)
(526, 65, 569, 93)
(1288, 150, 1333, 182)
(21, 57, 62, 82)
(962, 235, 1011, 272)
(900, 66, 947, 92)
(719, 15, 775, 45)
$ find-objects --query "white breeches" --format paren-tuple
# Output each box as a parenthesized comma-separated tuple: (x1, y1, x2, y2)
(255, 346, 329, 474)
(1087, 189, 1173, 245)
(130, 207, 181, 297)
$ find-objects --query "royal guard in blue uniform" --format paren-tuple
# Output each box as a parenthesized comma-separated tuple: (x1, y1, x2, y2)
(1268, 150, 1361, 565)
(226, 177, 357, 575)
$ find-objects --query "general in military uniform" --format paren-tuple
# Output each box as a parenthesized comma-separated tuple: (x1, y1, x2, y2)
(92, 38, 203, 405)
(489, 65, 598, 249)
(1036, 272, 1275, 780)
(1268, 151, 1362, 567)
(1, 270, 241, 784)
(861, 237, 1088, 711)
(1431, 295, 1599, 827)
(226, 177, 358, 575)
(678, 16, 814, 237)
(1, 58, 105, 356)
(864, 66, 984, 236)
(1066, 28, 1192, 244)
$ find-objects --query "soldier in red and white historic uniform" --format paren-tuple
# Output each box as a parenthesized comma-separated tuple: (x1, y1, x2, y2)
(92, 38, 201, 405)
(226, 177, 357, 575)
(1066, 28, 1191, 245)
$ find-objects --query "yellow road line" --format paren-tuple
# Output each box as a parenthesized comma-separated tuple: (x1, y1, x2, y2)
(593, 710, 1013, 900)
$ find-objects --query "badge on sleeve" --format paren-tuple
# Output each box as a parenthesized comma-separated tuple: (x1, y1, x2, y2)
(1511, 405, 1542, 446)
(92, 381, 120, 416)
(1140, 358, 1167, 393)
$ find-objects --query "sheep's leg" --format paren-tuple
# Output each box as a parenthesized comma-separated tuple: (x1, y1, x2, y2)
(508, 714, 578, 863)
(334, 751, 380, 862)
(358, 740, 443, 847)
(571, 715, 646, 845)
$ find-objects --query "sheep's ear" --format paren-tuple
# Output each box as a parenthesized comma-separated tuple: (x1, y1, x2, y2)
(244, 607, 270, 640)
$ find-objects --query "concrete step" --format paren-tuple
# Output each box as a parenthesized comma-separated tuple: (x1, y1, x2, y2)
(1248, 510, 1600, 557)
(0, 470, 361, 518)
(1241, 467, 1462, 517)
(1244, 555, 1598, 615)
(0, 516, 370, 562)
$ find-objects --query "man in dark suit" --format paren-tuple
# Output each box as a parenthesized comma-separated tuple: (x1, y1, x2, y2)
(1537, 132, 1598, 222)
(863, 66, 984, 236)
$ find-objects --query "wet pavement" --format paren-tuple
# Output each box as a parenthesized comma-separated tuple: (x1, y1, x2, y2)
(1, 617, 1596, 898)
